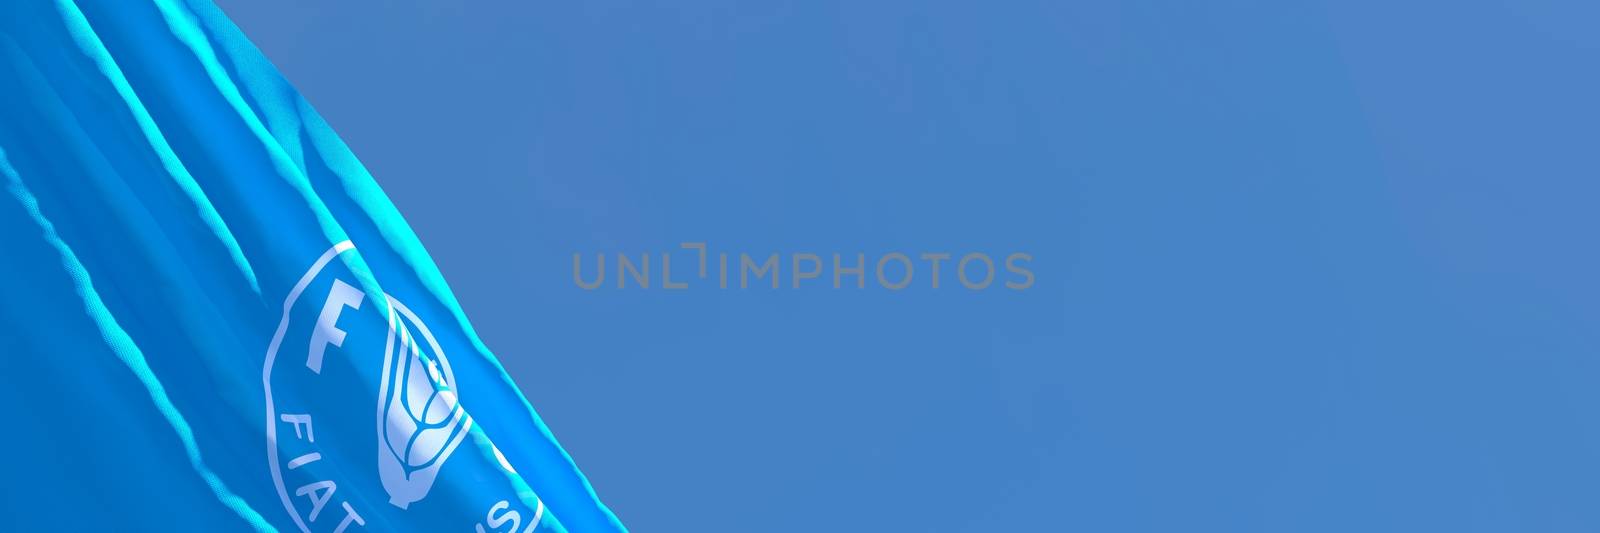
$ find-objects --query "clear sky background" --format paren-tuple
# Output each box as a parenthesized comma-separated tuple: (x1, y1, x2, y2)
(215, 1, 1598, 531)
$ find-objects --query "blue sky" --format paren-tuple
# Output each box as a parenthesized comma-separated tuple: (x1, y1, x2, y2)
(217, 0, 1600, 530)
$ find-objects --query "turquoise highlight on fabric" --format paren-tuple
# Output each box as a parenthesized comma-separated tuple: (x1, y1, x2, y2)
(0, 1, 623, 530)
(1, 147, 275, 531)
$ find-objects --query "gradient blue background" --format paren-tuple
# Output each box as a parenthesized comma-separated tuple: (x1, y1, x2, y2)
(214, 1, 1599, 531)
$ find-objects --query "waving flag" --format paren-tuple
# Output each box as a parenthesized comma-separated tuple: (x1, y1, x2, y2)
(0, 1, 624, 531)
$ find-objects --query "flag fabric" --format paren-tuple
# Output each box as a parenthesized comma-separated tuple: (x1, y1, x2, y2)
(0, 1, 625, 531)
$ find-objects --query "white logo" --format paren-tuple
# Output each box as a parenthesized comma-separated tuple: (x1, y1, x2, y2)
(376, 296, 471, 509)
(262, 241, 474, 532)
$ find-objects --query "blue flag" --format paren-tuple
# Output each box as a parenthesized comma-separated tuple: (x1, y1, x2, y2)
(0, 1, 625, 531)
